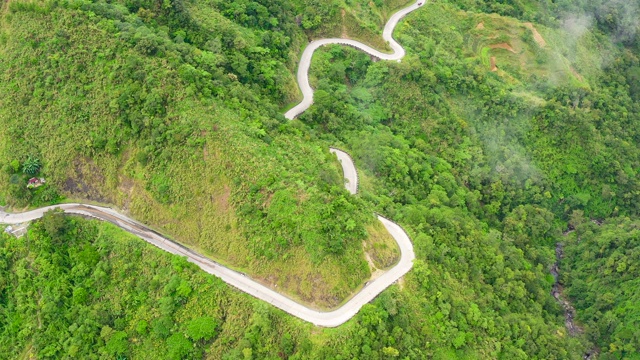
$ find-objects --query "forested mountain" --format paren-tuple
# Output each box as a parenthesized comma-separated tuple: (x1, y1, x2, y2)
(0, 0, 638, 358)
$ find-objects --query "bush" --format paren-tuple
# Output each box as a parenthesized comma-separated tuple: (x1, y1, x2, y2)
(22, 156, 41, 176)
(186, 316, 218, 342)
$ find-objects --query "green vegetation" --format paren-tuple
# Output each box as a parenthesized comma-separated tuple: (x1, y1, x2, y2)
(0, 212, 312, 359)
(0, 211, 585, 359)
(292, 0, 412, 49)
(562, 214, 640, 359)
(0, 0, 389, 308)
(300, 0, 640, 356)
(364, 221, 400, 269)
(21, 156, 41, 176)
(1, 0, 640, 357)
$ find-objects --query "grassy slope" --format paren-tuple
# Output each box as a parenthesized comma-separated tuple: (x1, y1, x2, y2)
(0, 0, 410, 308)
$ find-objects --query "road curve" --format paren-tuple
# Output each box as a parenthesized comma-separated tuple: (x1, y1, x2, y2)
(281, 0, 421, 324)
(0, 0, 422, 327)
(285, 0, 424, 119)
(0, 204, 414, 327)
(329, 148, 358, 195)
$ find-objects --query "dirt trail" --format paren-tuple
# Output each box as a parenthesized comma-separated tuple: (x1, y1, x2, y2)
(524, 22, 546, 47)
(363, 241, 386, 281)
(570, 66, 584, 82)
(366, 254, 386, 280)
(490, 56, 497, 71)
(489, 42, 516, 53)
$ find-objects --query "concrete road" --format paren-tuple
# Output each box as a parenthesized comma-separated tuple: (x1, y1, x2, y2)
(330, 148, 358, 194)
(285, 0, 425, 120)
(0, 204, 414, 327)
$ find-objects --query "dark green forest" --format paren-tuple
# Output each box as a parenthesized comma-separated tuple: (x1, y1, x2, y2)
(562, 214, 640, 359)
(1, 0, 639, 358)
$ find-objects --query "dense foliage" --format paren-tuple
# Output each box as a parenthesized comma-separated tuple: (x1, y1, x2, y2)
(301, 0, 640, 356)
(1, 0, 639, 358)
(562, 215, 640, 359)
(0, 212, 310, 359)
(0, 212, 586, 359)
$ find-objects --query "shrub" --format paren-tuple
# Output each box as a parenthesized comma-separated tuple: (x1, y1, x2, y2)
(22, 156, 41, 176)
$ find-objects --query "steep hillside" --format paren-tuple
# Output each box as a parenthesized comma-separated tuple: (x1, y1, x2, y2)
(300, 0, 640, 357)
(562, 215, 640, 358)
(0, 0, 397, 308)
(1, 0, 640, 358)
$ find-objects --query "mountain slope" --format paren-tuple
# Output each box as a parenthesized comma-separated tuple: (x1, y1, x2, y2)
(1, 0, 640, 358)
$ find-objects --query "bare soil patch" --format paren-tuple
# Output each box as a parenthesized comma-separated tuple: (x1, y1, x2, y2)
(476, 22, 485, 30)
(489, 42, 516, 53)
(117, 177, 135, 211)
(215, 185, 231, 211)
(570, 66, 584, 82)
(363, 241, 386, 281)
(490, 56, 498, 71)
(524, 22, 546, 47)
(62, 158, 110, 203)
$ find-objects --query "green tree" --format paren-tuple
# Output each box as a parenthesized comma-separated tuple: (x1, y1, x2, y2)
(41, 208, 67, 238)
(105, 331, 129, 357)
(9, 159, 20, 173)
(186, 316, 218, 342)
(166, 333, 192, 360)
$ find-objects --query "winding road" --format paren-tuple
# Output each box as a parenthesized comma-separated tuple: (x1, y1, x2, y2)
(0, 0, 423, 327)
(285, 0, 424, 119)
(329, 148, 358, 194)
